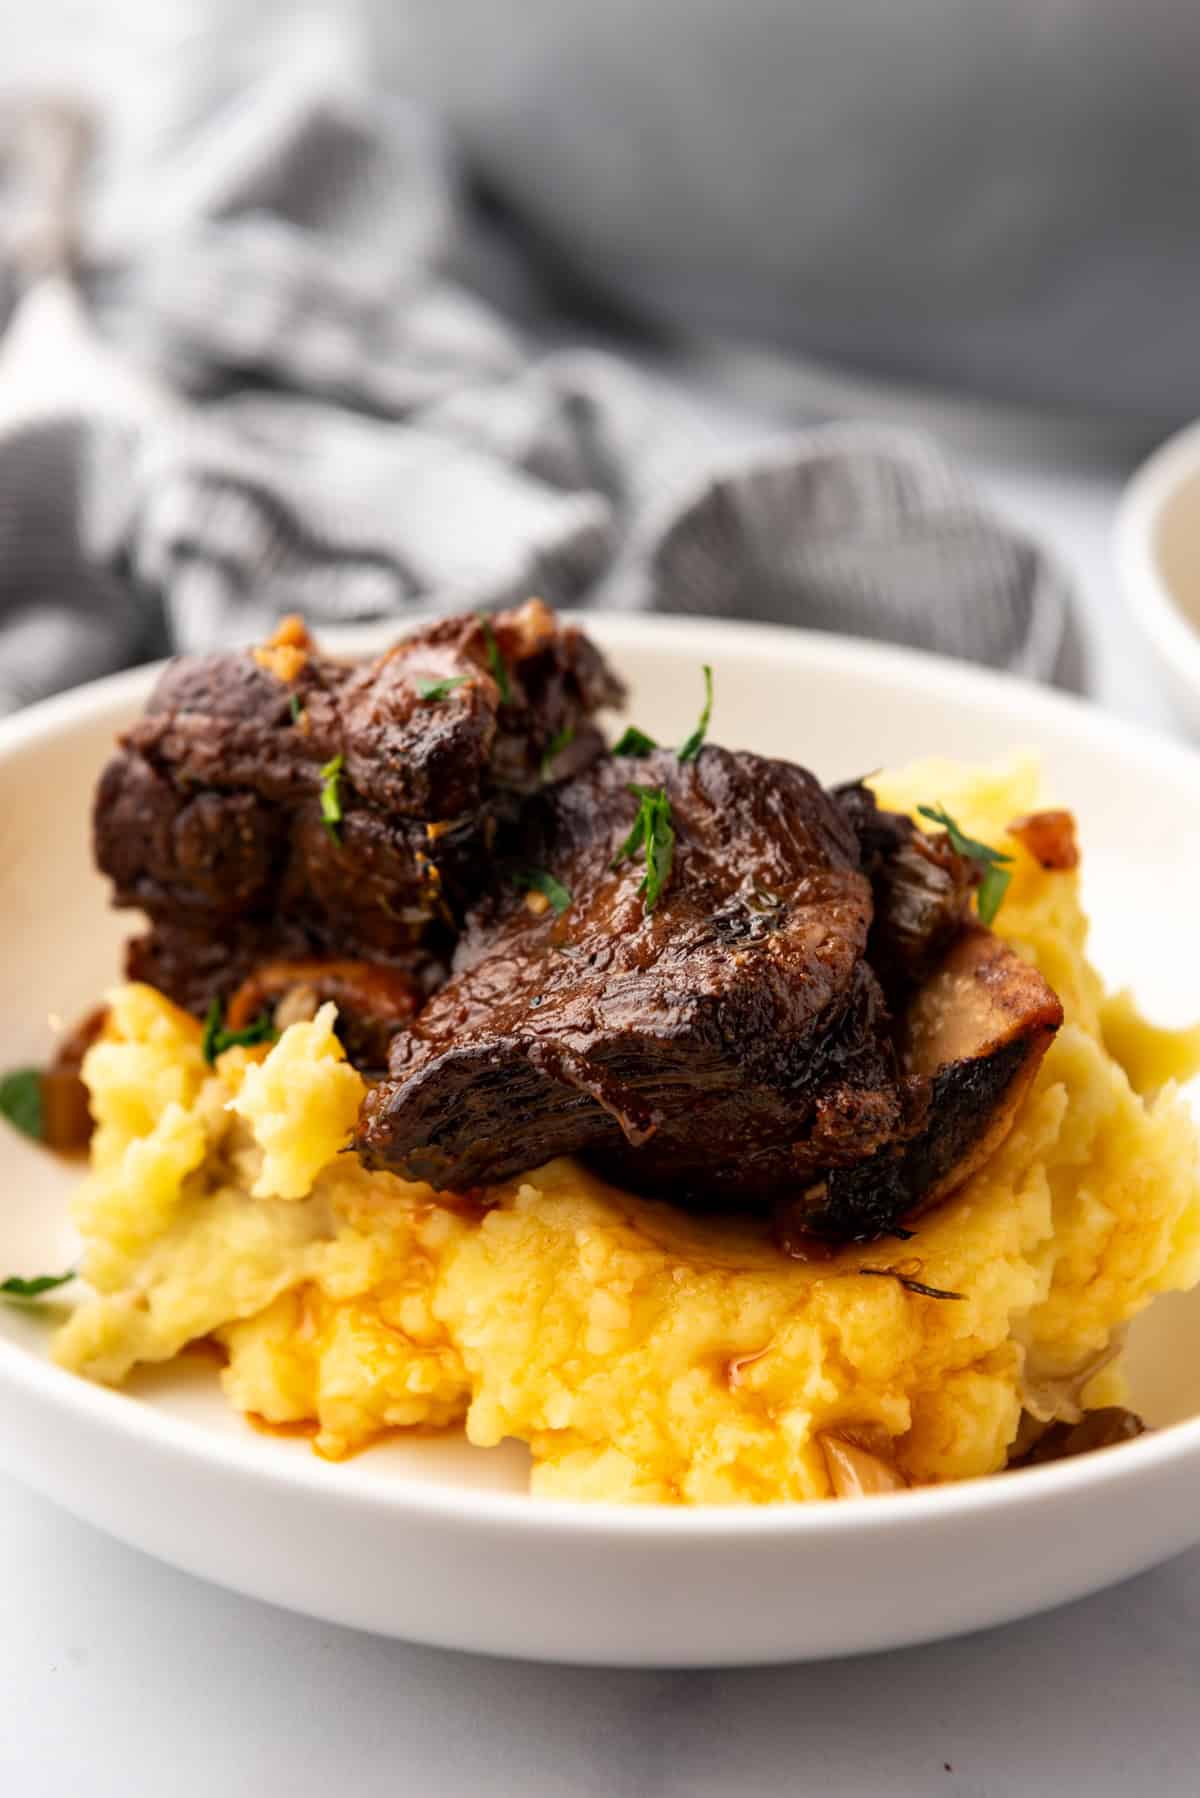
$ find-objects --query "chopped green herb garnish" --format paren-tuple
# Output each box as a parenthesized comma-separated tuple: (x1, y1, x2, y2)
(916, 804, 1005, 868)
(288, 692, 303, 725)
(477, 613, 511, 703)
(612, 664, 712, 762)
(0, 1069, 43, 1142)
(973, 865, 1012, 930)
(416, 674, 471, 702)
(541, 724, 576, 778)
(512, 866, 573, 917)
(201, 1001, 278, 1067)
(613, 725, 659, 757)
(917, 803, 1013, 928)
(319, 751, 345, 841)
(677, 663, 713, 763)
(1, 1270, 74, 1301)
(612, 784, 676, 912)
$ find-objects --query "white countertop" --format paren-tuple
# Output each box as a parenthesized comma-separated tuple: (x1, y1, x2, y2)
(5, 443, 1198, 1798)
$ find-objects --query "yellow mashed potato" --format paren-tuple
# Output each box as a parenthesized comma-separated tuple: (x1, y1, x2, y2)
(53, 755, 1200, 1503)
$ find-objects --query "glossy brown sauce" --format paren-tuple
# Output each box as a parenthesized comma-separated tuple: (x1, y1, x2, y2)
(247, 1412, 465, 1462)
(425, 1188, 497, 1225)
(246, 1413, 319, 1442)
(772, 1204, 844, 1263)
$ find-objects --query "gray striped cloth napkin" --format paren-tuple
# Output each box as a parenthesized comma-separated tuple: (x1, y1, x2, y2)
(0, 58, 1077, 715)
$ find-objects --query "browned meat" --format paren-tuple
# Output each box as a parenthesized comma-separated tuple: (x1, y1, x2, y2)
(336, 601, 620, 813)
(358, 746, 902, 1200)
(358, 747, 1063, 1239)
(95, 601, 624, 1026)
(123, 603, 619, 815)
(837, 782, 980, 1005)
(796, 925, 1064, 1238)
(94, 597, 1065, 1241)
(94, 751, 286, 921)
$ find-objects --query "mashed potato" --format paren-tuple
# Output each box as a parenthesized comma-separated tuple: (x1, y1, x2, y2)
(53, 756, 1200, 1503)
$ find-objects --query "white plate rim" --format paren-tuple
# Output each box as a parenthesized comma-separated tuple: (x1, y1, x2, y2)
(1114, 415, 1200, 712)
(3, 612, 1200, 1551)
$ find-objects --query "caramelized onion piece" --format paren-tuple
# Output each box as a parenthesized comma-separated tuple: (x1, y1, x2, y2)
(795, 924, 1064, 1240)
(1021, 1330, 1127, 1427)
(40, 1070, 94, 1155)
(772, 1209, 843, 1262)
(1010, 1407, 1146, 1468)
(1007, 809, 1079, 872)
(226, 958, 421, 1069)
(273, 984, 320, 1030)
(818, 1423, 909, 1497)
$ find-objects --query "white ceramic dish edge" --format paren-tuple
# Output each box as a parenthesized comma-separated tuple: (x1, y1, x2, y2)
(2, 617, 1200, 1665)
(1116, 417, 1200, 734)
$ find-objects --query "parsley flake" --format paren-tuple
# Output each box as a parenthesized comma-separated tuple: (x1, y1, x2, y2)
(917, 803, 1013, 927)
(416, 674, 471, 702)
(613, 725, 659, 757)
(477, 613, 511, 703)
(612, 784, 676, 911)
(201, 1001, 278, 1067)
(512, 866, 572, 916)
(319, 752, 345, 841)
(541, 724, 576, 778)
(677, 664, 713, 763)
(1, 1270, 75, 1301)
(613, 664, 713, 762)
(0, 1069, 43, 1141)
(288, 692, 303, 725)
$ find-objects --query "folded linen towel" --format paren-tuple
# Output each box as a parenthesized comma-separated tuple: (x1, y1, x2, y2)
(0, 54, 1077, 714)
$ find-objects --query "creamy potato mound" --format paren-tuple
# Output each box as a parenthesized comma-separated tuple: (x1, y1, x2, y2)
(54, 756, 1200, 1503)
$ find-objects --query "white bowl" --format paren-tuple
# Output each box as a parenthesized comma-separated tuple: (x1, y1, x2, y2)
(1116, 418, 1200, 734)
(3, 614, 1200, 1668)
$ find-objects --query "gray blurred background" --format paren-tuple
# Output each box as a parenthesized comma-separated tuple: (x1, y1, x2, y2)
(9, 0, 1168, 713)
(5, 0, 1198, 429)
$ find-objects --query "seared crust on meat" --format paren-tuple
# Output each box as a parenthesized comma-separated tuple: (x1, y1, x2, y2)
(359, 752, 1061, 1238)
(94, 601, 624, 1022)
(358, 746, 909, 1206)
(793, 928, 1063, 1239)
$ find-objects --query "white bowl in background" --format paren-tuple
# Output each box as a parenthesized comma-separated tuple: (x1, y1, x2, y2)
(1116, 418, 1200, 734)
(3, 615, 1200, 1667)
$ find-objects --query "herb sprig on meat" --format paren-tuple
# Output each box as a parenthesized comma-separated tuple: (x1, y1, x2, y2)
(917, 804, 1013, 927)
(319, 752, 345, 842)
(416, 675, 470, 703)
(477, 613, 511, 703)
(613, 785, 676, 911)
